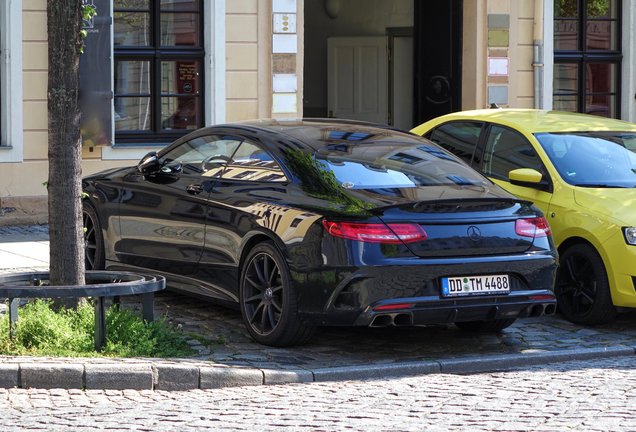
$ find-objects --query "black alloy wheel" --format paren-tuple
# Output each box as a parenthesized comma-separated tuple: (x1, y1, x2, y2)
(239, 242, 314, 346)
(455, 318, 517, 332)
(82, 203, 105, 270)
(555, 243, 616, 325)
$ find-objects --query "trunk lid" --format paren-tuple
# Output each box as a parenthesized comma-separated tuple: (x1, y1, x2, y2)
(374, 198, 540, 258)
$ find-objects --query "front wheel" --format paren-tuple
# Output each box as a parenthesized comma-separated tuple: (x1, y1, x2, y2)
(239, 242, 314, 347)
(455, 318, 517, 332)
(555, 243, 616, 325)
(82, 203, 105, 270)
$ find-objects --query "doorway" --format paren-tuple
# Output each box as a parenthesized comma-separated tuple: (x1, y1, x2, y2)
(303, 0, 463, 128)
(388, 27, 414, 130)
(413, 0, 463, 124)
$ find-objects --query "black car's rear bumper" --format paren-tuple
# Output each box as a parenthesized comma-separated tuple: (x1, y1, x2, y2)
(299, 291, 556, 327)
(293, 251, 557, 327)
(357, 290, 556, 327)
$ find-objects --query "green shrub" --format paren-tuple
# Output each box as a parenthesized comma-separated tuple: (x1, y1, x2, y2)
(0, 299, 195, 357)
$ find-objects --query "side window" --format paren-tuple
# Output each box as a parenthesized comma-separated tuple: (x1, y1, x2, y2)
(483, 126, 543, 181)
(428, 121, 483, 165)
(159, 135, 242, 175)
(221, 141, 288, 182)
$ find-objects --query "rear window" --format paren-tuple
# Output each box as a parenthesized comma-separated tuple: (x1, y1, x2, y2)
(318, 142, 490, 189)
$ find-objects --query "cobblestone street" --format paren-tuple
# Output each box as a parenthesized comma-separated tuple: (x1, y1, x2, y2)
(1, 355, 635, 431)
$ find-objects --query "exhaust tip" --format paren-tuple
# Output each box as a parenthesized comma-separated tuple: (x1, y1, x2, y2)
(529, 305, 544, 317)
(370, 314, 392, 327)
(393, 313, 413, 327)
(544, 304, 557, 315)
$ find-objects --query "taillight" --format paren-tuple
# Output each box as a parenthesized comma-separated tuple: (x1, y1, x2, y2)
(529, 294, 555, 301)
(322, 220, 427, 244)
(373, 303, 415, 311)
(515, 217, 551, 238)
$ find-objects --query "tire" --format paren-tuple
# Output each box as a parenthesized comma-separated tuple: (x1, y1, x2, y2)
(239, 241, 315, 347)
(82, 203, 105, 270)
(555, 243, 616, 325)
(455, 318, 517, 332)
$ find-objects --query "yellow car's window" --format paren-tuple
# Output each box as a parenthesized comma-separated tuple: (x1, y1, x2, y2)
(536, 132, 636, 188)
(483, 126, 543, 181)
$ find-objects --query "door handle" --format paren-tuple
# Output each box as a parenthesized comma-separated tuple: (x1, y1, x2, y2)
(186, 183, 204, 195)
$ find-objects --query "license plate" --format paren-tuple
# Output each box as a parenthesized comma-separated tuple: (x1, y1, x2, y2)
(441, 274, 510, 297)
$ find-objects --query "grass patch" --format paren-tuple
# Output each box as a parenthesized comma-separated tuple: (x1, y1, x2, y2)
(0, 299, 196, 357)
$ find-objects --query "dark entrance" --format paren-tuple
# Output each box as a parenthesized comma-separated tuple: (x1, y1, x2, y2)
(413, 0, 463, 124)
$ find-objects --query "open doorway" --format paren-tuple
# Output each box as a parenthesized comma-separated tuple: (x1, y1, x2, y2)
(303, 0, 463, 129)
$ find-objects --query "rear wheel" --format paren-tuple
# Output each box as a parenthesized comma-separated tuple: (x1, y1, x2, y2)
(82, 203, 105, 270)
(455, 318, 517, 332)
(239, 242, 314, 346)
(555, 243, 616, 325)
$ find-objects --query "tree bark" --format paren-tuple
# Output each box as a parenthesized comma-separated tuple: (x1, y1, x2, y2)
(47, 0, 85, 286)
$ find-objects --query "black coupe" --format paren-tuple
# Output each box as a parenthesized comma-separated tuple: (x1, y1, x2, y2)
(82, 119, 558, 346)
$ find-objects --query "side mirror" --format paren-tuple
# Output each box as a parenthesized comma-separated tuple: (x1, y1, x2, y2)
(137, 151, 160, 174)
(509, 168, 551, 191)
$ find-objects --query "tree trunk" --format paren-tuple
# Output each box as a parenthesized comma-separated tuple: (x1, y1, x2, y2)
(47, 0, 85, 286)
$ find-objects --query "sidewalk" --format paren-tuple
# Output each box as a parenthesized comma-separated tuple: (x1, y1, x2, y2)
(1, 225, 636, 391)
(0, 225, 49, 271)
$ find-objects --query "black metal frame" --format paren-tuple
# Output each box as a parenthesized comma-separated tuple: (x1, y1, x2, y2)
(0, 271, 165, 351)
(114, 1, 205, 145)
(553, 0, 622, 117)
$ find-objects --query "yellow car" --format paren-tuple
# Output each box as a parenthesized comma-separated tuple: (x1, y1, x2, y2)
(412, 109, 636, 325)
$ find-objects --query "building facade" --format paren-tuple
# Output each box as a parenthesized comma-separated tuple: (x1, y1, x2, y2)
(0, 0, 634, 223)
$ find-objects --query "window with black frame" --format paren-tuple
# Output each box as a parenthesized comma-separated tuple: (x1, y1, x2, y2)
(553, 0, 621, 118)
(114, 0, 203, 144)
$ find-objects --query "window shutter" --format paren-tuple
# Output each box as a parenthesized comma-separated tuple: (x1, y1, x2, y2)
(79, 0, 113, 148)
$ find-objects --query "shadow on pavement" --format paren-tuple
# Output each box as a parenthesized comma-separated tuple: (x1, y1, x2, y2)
(149, 291, 636, 371)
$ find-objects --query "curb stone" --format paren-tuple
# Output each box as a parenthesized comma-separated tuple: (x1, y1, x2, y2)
(200, 365, 264, 389)
(0, 346, 633, 390)
(154, 363, 200, 391)
(85, 363, 153, 390)
(263, 368, 314, 384)
(312, 361, 441, 382)
(20, 363, 84, 389)
(437, 346, 636, 374)
(0, 364, 19, 388)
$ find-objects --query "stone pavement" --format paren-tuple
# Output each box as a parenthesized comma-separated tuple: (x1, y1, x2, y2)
(2, 355, 636, 431)
(1, 224, 636, 391)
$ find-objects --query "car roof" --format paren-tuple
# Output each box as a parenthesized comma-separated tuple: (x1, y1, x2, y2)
(198, 118, 417, 151)
(425, 109, 636, 133)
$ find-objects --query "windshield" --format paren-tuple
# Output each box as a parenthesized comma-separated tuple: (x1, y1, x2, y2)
(318, 143, 490, 189)
(535, 132, 636, 188)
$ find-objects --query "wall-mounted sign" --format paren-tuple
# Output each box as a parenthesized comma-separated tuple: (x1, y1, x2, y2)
(488, 57, 509, 76)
